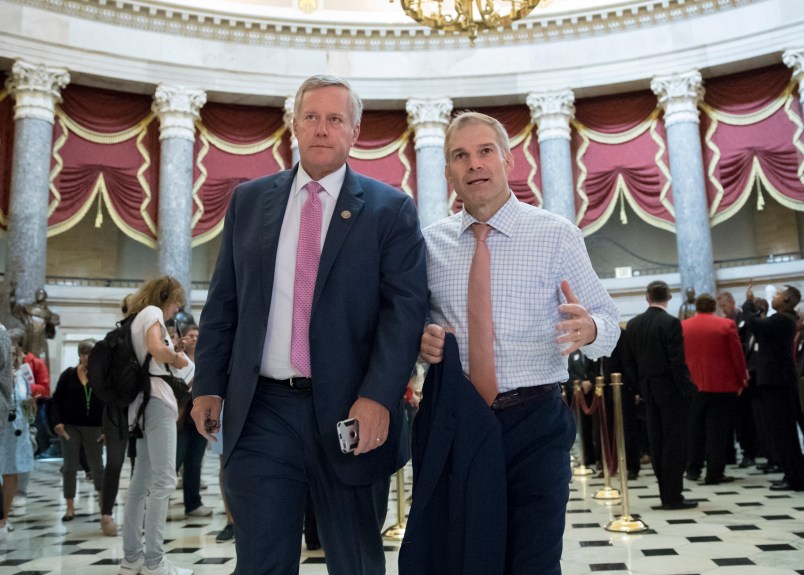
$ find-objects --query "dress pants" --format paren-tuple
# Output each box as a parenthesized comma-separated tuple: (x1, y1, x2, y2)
(495, 387, 575, 575)
(646, 392, 690, 504)
(225, 383, 390, 575)
(176, 416, 208, 514)
(686, 392, 737, 480)
(759, 385, 804, 489)
(101, 406, 130, 516)
(61, 424, 105, 499)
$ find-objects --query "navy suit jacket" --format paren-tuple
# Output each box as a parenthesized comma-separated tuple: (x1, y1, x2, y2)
(193, 164, 428, 485)
(399, 334, 506, 575)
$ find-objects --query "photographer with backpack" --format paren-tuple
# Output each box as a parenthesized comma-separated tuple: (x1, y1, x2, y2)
(114, 276, 194, 575)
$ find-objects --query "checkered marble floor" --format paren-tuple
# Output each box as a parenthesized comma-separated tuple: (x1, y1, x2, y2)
(2, 453, 803, 575)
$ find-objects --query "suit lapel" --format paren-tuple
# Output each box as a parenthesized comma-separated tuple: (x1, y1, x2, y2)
(261, 168, 297, 315)
(312, 165, 365, 310)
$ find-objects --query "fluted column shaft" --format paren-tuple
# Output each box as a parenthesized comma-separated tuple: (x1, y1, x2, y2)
(4, 60, 70, 309)
(652, 71, 715, 295)
(406, 98, 452, 229)
(527, 90, 576, 224)
(152, 85, 206, 304)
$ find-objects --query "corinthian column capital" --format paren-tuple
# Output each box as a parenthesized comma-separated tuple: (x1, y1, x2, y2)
(526, 89, 575, 142)
(152, 85, 206, 142)
(406, 98, 453, 150)
(5, 60, 70, 123)
(651, 70, 704, 127)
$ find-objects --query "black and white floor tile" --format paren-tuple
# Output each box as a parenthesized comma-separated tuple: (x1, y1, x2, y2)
(1, 454, 803, 574)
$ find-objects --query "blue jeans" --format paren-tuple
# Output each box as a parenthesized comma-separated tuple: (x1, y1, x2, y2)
(121, 398, 177, 569)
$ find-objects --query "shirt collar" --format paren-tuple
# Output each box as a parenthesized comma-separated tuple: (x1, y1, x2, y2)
(294, 164, 346, 200)
(459, 191, 517, 238)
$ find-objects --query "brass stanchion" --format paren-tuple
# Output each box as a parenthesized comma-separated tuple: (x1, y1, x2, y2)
(572, 379, 594, 477)
(382, 467, 407, 540)
(605, 373, 648, 533)
(593, 376, 621, 501)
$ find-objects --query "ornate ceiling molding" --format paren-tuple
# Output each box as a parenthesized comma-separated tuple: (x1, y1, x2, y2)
(8, 0, 758, 51)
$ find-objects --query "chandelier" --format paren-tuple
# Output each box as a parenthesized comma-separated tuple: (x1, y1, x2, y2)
(397, 0, 543, 44)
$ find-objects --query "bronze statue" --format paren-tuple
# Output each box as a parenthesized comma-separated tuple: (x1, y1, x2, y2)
(678, 287, 696, 321)
(10, 283, 60, 367)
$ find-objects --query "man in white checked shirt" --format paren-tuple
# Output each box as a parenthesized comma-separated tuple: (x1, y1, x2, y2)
(420, 111, 620, 575)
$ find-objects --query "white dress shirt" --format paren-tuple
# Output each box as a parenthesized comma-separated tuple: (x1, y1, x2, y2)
(260, 164, 346, 379)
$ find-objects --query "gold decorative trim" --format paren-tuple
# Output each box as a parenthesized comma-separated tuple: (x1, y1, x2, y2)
(703, 113, 726, 217)
(350, 129, 411, 160)
(47, 114, 69, 219)
(191, 130, 210, 231)
(46, 171, 103, 237)
(573, 123, 590, 226)
(520, 128, 542, 205)
(573, 110, 658, 145)
(272, 130, 288, 172)
(649, 116, 674, 218)
(98, 172, 157, 247)
(201, 123, 286, 155)
(135, 118, 157, 241)
(701, 82, 795, 126)
(57, 108, 152, 144)
(0, 89, 7, 103)
(397, 130, 413, 198)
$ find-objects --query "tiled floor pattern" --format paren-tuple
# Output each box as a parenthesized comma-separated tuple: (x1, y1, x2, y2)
(1, 454, 803, 574)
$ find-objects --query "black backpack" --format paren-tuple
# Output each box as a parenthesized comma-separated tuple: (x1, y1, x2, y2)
(88, 314, 151, 409)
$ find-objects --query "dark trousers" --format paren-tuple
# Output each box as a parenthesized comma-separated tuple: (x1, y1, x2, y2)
(759, 386, 804, 488)
(101, 406, 130, 516)
(225, 383, 390, 575)
(176, 418, 208, 513)
(686, 392, 737, 480)
(646, 392, 690, 505)
(495, 388, 575, 575)
(734, 387, 757, 460)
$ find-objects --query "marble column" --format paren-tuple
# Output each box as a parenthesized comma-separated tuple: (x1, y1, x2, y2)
(651, 71, 716, 295)
(152, 85, 206, 304)
(527, 90, 576, 224)
(4, 60, 69, 310)
(284, 96, 300, 167)
(406, 98, 452, 229)
(783, 48, 804, 108)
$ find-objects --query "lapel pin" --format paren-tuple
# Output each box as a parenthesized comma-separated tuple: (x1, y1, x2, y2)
(341, 210, 352, 220)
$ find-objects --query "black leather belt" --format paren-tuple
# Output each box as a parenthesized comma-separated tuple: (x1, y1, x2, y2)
(491, 383, 561, 412)
(259, 376, 312, 391)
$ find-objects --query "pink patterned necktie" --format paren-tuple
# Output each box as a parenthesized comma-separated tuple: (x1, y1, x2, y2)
(468, 223, 498, 405)
(290, 181, 324, 377)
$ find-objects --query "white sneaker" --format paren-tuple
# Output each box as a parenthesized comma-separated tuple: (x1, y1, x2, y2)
(142, 558, 193, 575)
(185, 505, 213, 517)
(5, 521, 12, 532)
(0, 524, 8, 541)
(13, 496, 26, 507)
(119, 556, 145, 575)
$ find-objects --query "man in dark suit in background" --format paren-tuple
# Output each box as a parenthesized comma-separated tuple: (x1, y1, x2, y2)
(623, 280, 697, 509)
(191, 75, 428, 575)
(743, 283, 804, 491)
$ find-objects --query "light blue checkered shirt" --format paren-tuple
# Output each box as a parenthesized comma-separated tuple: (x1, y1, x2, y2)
(424, 192, 620, 392)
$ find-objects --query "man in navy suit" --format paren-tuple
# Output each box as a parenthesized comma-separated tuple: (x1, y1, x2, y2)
(191, 75, 428, 575)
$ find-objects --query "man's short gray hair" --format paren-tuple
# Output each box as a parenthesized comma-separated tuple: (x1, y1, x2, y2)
(444, 111, 511, 163)
(294, 75, 363, 126)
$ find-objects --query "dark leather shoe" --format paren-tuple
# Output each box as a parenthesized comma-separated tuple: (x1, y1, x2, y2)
(704, 475, 735, 485)
(684, 472, 701, 481)
(768, 481, 803, 491)
(661, 499, 698, 510)
(761, 464, 783, 474)
(627, 470, 639, 481)
(738, 457, 755, 469)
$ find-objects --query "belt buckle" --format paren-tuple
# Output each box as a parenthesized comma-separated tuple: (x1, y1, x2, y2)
(288, 377, 300, 389)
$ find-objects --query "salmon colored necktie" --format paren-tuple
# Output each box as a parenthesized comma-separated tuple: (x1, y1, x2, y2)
(468, 223, 498, 405)
(290, 181, 324, 377)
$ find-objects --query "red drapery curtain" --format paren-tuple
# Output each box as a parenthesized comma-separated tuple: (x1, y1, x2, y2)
(348, 110, 416, 200)
(701, 64, 804, 223)
(193, 102, 288, 245)
(49, 84, 160, 246)
(449, 105, 541, 213)
(572, 90, 673, 233)
(0, 71, 13, 229)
